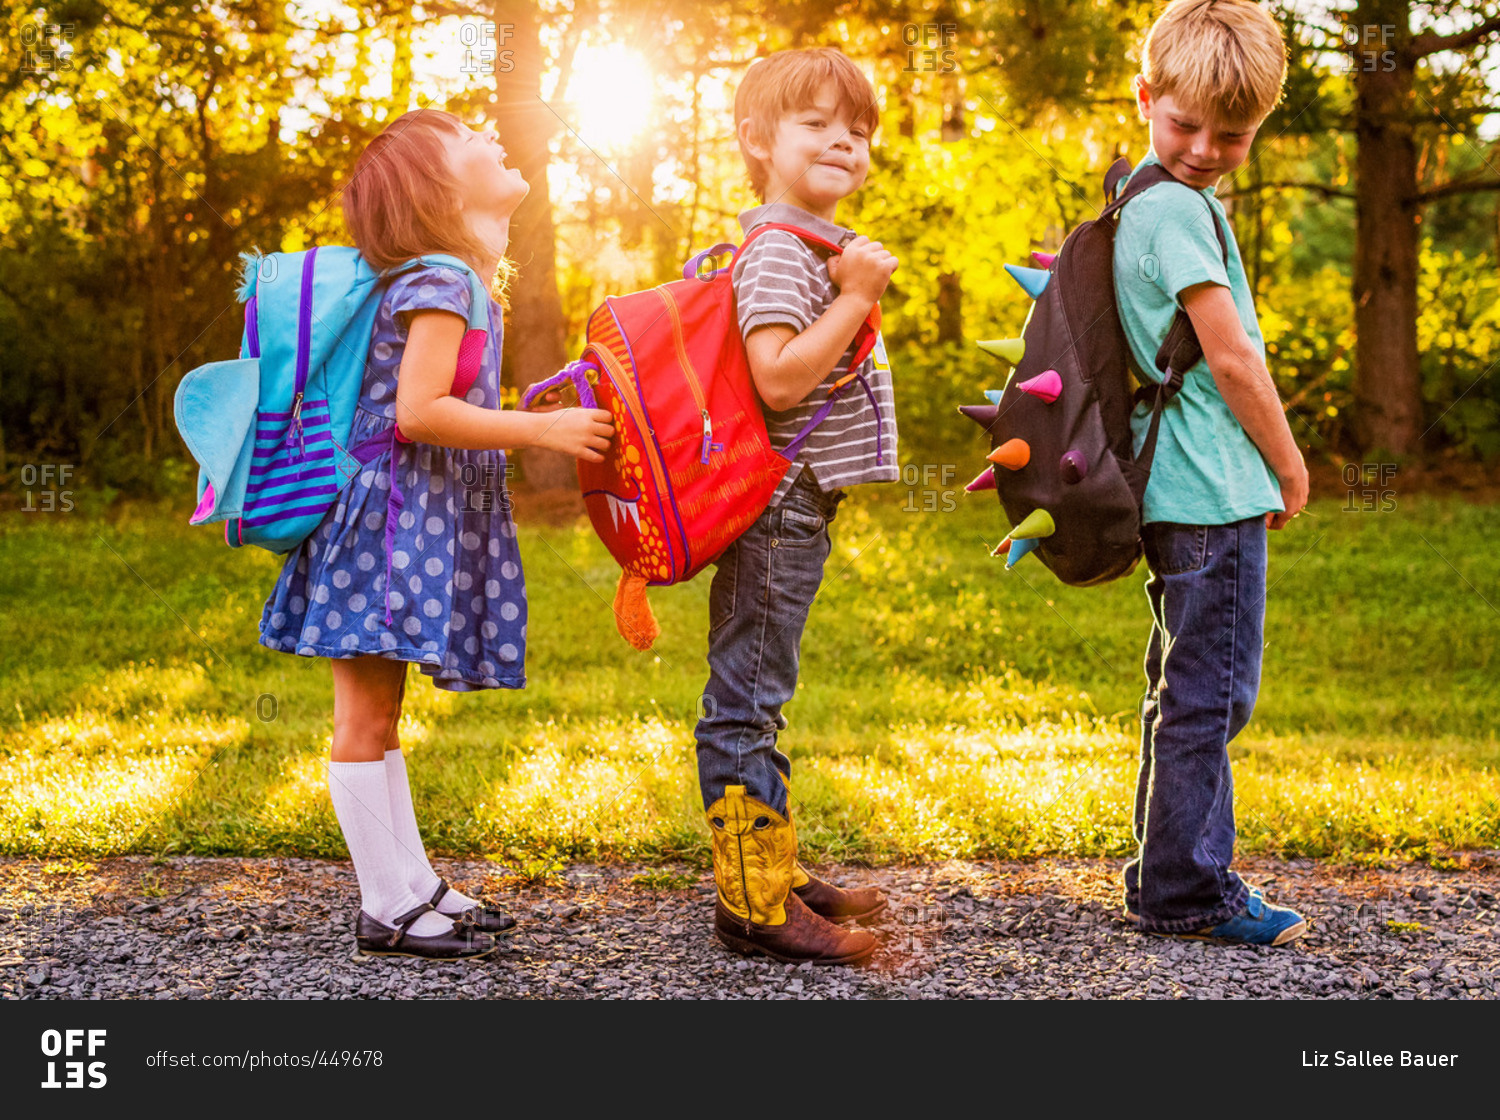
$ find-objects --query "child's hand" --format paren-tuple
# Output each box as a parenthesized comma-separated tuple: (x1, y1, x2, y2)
(533, 407, 615, 463)
(827, 235, 898, 305)
(520, 381, 566, 412)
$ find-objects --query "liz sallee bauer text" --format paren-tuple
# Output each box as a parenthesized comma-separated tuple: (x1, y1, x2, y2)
(1302, 1051, 1459, 1068)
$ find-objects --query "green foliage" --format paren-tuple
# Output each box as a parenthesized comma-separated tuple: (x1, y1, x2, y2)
(3, 0, 1499, 491)
(1418, 248, 1500, 457)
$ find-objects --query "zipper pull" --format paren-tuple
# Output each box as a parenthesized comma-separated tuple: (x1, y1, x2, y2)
(699, 409, 722, 465)
(285, 392, 305, 459)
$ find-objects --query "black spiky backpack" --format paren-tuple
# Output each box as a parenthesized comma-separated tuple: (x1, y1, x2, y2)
(960, 157, 1228, 585)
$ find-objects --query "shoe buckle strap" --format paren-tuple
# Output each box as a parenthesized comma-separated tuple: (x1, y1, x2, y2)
(390, 902, 438, 945)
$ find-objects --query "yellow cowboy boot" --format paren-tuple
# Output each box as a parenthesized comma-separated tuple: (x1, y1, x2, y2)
(778, 775, 887, 924)
(707, 786, 876, 965)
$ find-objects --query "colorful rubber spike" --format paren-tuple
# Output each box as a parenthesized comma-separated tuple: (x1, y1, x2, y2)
(976, 337, 1025, 365)
(1017, 369, 1062, 404)
(1003, 264, 1051, 299)
(987, 438, 1031, 470)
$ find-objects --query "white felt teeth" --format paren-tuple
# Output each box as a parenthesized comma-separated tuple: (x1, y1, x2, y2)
(606, 494, 641, 532)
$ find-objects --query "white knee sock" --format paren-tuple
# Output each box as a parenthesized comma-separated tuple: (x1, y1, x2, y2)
(327, 760, 452, 937)
(384, 748, 478, 915)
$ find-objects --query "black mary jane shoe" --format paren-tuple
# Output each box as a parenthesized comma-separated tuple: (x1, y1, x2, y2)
(354, 903, 496, 960)
(430, 878, 518, 937)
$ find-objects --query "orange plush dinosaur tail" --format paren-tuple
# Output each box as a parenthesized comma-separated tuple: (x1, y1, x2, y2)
(613, 572, 660, 651)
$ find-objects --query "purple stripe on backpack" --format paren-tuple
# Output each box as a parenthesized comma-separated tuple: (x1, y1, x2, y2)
(247, 472, 338, 505)
(239, 500, 341, 528)
(258, 405, 331, 422)
(294, 249, 317, 397)
(254, 428, 334, 449)
(244, 298, 261, 359)
(243, 484, 340, 516)
(247, 449, 336, 478)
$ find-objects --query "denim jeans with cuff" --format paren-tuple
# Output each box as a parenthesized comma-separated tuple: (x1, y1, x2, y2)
(1125, 516, 1267, 933)
(694, 471, 843, 815)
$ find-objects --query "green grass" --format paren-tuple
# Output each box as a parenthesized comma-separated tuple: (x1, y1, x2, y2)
(1, 488, 1496, 866)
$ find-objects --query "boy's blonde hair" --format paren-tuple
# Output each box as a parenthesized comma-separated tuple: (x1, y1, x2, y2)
(734, 48, 880, 201)
(342, 108, 511, 295)
(1141, 0, 1287, 125)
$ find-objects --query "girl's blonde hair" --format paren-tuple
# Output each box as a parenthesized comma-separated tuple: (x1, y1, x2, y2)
(341, 108, 513, 298)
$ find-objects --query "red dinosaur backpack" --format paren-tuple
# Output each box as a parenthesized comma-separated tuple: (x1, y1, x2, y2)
(521, 224, 881, 649)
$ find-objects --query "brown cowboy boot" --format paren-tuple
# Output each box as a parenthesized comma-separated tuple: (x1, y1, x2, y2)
(792, 862, 888, 925)
(778, 777, 888, 923)
(707, 786, 877, 966)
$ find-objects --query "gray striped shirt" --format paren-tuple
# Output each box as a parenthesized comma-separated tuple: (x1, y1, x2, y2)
(734, 203, 898, 505)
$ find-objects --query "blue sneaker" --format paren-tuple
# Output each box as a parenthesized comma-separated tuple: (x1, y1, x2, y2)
(1125, 885, 1265, 927)
(1183, 890, 1306, 946)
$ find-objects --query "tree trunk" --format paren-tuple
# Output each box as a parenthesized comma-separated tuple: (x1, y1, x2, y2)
(491, 0, 574, 489)
(1351, 1, 1424, 456)
(936, 271, 963, 342)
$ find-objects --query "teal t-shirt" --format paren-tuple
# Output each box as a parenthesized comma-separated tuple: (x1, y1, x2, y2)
(1113, 152, 1283, 526)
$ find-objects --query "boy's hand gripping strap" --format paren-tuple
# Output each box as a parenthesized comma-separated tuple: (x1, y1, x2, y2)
(733, 222, 882, 368)
(731, 222, 886, 465)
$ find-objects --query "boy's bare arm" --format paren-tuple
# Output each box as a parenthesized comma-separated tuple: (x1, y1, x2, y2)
(1180, 282, 1308, 529)
(744, 235, 897, 412)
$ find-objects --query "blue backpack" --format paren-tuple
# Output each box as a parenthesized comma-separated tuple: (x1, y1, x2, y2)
(174, 247, 491, 554)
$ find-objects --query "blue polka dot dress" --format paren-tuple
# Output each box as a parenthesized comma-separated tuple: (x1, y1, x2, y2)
(259, 266, 527, 691)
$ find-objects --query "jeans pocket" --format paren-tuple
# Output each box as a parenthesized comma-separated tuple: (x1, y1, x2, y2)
(776, 507, 826, 548)
(709, 546, 738, 635)
(711, 545, 741, 638)
(1147, 523, 1209, 575)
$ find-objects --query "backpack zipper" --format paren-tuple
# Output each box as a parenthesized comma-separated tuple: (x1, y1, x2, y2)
(656, 288, 718, 465)
(587, 342, 684, 577)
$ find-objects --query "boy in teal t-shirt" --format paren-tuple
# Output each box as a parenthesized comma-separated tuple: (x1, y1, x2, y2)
(1112, 0, 1310, 945)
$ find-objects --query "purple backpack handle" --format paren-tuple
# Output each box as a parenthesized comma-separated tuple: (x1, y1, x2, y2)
(520, 358, 598, 410)
(681, 242, 738, 281)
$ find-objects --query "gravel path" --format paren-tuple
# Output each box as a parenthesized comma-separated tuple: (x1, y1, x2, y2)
(3, 855, 1496, 999)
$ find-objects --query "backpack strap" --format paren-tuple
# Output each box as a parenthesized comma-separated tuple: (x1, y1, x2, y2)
(385, 254, 493, 432)
(735, 222, 883, 369)
(1104, 161, 1232, 490)
(1103, 156, 1133, 205)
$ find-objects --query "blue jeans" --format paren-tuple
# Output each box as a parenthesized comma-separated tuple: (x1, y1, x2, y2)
(694, 472, 843, 815)
(1124, 517, 1267, 933)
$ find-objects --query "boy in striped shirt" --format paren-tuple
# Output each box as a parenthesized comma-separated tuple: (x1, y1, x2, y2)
(695, 47, 898, 966)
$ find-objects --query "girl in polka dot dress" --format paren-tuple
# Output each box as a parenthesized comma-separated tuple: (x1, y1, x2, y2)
(260, 110, 614, 959)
